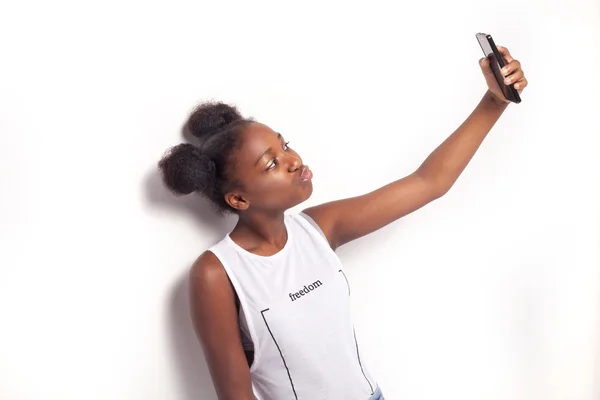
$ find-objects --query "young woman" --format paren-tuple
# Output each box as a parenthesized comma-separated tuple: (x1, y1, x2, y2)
(158, 46, 528, 400)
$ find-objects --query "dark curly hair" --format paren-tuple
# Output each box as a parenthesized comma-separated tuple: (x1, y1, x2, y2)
(158, 101, 255, 215)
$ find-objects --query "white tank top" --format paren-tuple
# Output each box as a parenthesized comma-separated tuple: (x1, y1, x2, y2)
(208, 212, 378, 400)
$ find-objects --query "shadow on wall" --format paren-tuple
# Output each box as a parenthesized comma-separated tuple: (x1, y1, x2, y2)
(145, 148, 237, 399)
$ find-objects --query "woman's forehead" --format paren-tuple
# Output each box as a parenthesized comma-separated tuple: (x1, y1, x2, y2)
(238, 123, 280, 160)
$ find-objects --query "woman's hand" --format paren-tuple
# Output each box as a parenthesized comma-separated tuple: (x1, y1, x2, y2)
(480, 46, 528, 105)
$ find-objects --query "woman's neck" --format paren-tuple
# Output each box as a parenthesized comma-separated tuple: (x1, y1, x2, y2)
(230, 212, 288, 253)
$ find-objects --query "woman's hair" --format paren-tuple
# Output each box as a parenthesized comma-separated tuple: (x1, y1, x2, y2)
(158, 101, 254, 215)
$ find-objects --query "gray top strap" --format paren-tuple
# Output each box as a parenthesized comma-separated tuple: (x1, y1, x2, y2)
(298, 212, 327, 241)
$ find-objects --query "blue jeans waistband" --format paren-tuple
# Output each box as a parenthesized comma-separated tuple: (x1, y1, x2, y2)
(368, 386, 385, 400)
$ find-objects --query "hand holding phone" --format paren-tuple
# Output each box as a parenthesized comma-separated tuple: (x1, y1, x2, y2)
(476, 33, 522, 104)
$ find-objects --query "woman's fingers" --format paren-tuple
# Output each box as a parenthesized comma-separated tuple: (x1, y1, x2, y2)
(504, 68, 524, 85)
(513, 77, 528, 91)
(481, 45, 528, 94)
(497, 46, 514, 63)
(501, 59, 521, 77)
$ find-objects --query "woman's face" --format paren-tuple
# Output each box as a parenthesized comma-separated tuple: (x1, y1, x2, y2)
(225, 122, 313, 214)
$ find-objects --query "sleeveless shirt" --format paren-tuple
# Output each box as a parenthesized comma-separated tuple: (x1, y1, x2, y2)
(207, 212, 378, 400)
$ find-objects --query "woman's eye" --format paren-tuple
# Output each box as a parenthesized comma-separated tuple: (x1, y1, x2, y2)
(266, 142, 289, 170)
(267, 159, 278, 170)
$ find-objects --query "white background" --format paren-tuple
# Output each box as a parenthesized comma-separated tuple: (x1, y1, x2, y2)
(1, 1, 599, 399)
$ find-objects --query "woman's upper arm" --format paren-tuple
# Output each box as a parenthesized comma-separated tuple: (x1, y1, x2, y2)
(303, 171, 443, 250)
(189, 251, 255, 400)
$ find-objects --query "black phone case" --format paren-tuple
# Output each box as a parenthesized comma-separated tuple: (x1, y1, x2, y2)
(476, 33, 521, 104)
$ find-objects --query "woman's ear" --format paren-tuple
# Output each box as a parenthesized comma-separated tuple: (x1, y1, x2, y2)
(225, 192, 249, 212)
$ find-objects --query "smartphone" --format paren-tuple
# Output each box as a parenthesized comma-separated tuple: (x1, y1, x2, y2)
(476, 33, 521, 104)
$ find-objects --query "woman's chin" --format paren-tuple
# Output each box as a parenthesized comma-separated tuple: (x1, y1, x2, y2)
(291, 183, 314, 209)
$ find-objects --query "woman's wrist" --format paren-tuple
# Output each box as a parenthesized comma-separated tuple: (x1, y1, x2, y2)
(484, 90, 511, 109)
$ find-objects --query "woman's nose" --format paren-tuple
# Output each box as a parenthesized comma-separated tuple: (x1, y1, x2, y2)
(287, 155, 301, 172)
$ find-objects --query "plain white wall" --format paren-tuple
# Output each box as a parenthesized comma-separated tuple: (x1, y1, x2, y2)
(1, 0, 599, 399)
